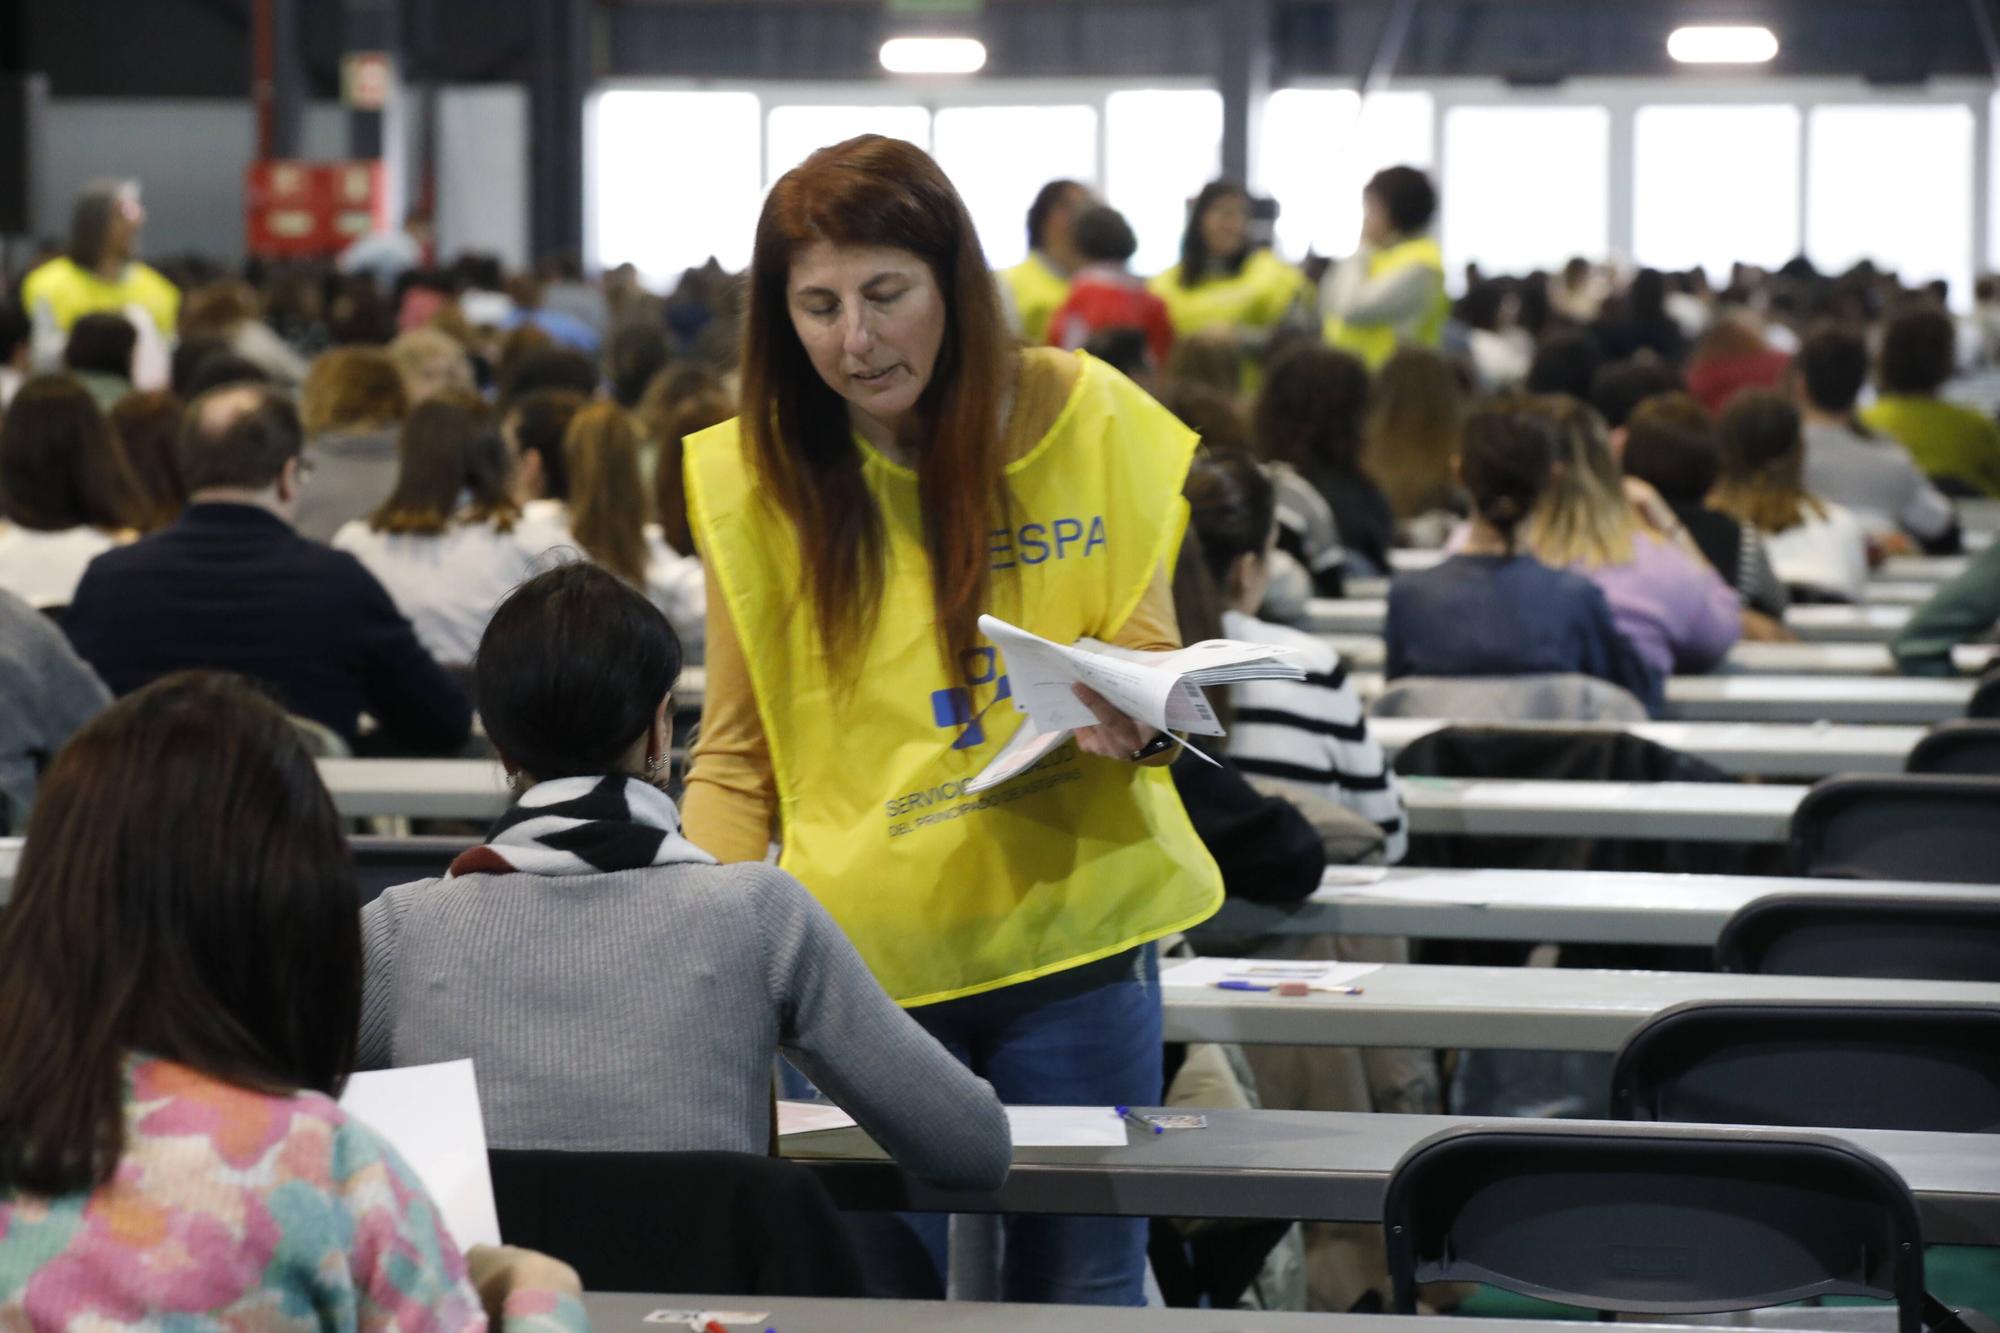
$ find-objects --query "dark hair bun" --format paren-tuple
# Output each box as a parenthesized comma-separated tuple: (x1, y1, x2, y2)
(1459, 402, 1558, 544)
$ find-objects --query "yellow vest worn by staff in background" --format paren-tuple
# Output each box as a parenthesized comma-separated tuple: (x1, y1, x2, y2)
(19, 257, 180, 339)
(1149, 248, 1313, 341)
(1324, 235, 1448, 370)
(998, 253, 1072, 346)
(686, 350, 1224, 1006)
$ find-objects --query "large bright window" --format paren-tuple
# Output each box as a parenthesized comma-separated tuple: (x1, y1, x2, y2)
(589, 90, 762, 286)
(1105, 89, 1224, 276)
(1633, 105, 1800, 282)
(1441, 105, 1610, 279)
(765, 105, 932, 189)
(1256, 89, 1435, 261)
(933, 105, 1100, 269)
(1807, 104, 1975, 302)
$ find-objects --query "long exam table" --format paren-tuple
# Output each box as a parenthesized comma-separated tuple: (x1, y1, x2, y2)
(1309, 599, 1914, 644)
(783, 1107, 2000, 1247)
(1155, 958, 2000, 1052)
(1200, 865, 2000, 947)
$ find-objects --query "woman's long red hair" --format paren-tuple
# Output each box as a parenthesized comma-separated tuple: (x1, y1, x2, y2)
(738, 135, 1011, 676)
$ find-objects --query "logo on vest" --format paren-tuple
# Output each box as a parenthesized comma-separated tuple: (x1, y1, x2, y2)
(929, 647, 1010, 750)
(989, 515, 1107, 570)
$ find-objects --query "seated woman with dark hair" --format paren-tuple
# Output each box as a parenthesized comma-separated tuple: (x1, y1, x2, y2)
(332, 391, 542, 667)
(61, 312, 139, 410)
(1620, 392, 1790, 626)
(1387, 400, 1659, 711)
(0, 671, 583, 1324)
(1161, 383, 1343, 606)
(1255, 342, 1395, 578)
(359, 563, 1010, 1186)
(1713, 390, 1870, 604)
(0, 374, 145, 606)
(1183, 450, 1405, 861)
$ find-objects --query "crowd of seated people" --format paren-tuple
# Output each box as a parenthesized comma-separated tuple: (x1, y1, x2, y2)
(4, 152, 2000, 1325)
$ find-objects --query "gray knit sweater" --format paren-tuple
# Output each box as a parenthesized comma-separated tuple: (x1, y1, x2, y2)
(358, 860, 1011, 1191)
(0, 588, 109, 830)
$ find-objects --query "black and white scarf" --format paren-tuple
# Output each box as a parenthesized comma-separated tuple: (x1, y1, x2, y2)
(448, 775, 716, 878)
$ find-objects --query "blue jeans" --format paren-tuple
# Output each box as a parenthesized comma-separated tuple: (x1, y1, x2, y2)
(906, 944, 1163, 1305)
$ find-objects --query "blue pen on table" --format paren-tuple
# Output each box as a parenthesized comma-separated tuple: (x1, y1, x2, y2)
(1115, 1105, 1164, 1135)
(1215, 979, 1364, 995)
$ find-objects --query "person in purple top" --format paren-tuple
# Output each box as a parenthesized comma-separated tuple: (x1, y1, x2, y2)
(1388, 400, 1660, 711)
(1522, 394, 1742, 681)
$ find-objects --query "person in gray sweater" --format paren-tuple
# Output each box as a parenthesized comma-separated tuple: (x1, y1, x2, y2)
(358, 563, 1011, 1191)
(0, 587, 109, 829)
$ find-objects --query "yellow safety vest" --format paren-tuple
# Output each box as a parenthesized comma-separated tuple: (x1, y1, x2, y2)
(19, 257, 180, 337)
(1324, 235, 1448, 370)
(686, 350, 1223, 1006)
(1149, 249, 1312, 341)
(998, 253, 1072, 345)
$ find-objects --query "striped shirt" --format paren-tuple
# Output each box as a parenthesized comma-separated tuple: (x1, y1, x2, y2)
(1221, 609, 1407, 863)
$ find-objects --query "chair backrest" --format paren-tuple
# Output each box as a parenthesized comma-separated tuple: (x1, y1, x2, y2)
(488, 1148, 864, 1296)
(1908, 721, 2000, 776)
(1715, 893, 2000, 981)
(349, 835, 471, 904)
(1382, 1125, 1925, 1333)
(1610, 1000, 2000, 1132)
(287, 713, 352, 759)
(1790, 774, 2000, 882)
(1370, 674, 1648, 723)
(1968, 671, 2000, 721)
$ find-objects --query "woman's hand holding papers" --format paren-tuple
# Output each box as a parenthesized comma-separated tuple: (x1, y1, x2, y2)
(1072, 684, 1175, 766)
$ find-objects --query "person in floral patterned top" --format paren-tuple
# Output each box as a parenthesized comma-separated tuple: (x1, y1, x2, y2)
(0, 671, 585, 1330)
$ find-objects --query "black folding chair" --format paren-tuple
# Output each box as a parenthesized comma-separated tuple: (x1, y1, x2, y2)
(1383, 1125, 1926, 1332)
(1971, 672, 2000, 721)
(350, 835, 471, 904)
(1610, 1000, 2000, 1133)
(1909, 722, 2000, 776)
(489, 1149, 864, 1296)
(1790, 774, 2000, 882)
(1716, 894, 2000, 981)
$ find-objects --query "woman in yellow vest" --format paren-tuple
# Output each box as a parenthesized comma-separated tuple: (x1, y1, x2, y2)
(1148, 179, 1315, 381)
(20, 181, 179, 371)
(682, 135, 1221, 1305)
(1322, 166, 1449, 370)
(996, 179, 1091, 345)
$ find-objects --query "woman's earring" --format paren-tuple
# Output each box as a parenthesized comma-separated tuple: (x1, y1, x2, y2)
(645, 753, 668, 781)
(505, 771, 522, 793)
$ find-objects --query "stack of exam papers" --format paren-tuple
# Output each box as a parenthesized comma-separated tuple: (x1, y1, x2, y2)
(967, 614, 1305, 792)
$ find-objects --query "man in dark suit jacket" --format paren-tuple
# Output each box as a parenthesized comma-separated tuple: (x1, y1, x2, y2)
(64, 384, 470, 753)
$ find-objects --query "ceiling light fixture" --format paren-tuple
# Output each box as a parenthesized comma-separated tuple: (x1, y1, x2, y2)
(879, 36, 988, 75)
(1667, 25, 1780, 64)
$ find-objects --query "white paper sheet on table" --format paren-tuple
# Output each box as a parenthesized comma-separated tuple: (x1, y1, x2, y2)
(339, 1059, 501, 1247)
(1160, 957, 1382, 989)
(777, 1101, 1131, 1147)
(1004, 1106, 1128, 1147)
(776, 1100, 859, 1136)
(1323, 875, 1497, 906)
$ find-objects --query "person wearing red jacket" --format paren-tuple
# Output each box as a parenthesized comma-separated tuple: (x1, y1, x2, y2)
(1046, 205, 1175, 374)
